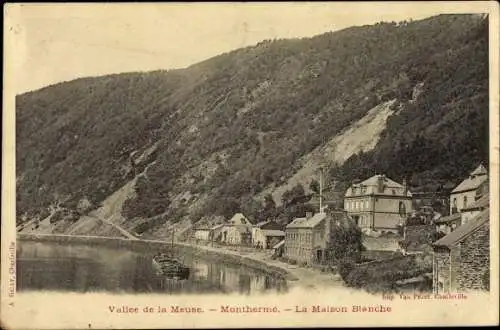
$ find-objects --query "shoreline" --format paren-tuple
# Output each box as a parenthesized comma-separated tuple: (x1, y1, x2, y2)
(16, 233, 344, 289)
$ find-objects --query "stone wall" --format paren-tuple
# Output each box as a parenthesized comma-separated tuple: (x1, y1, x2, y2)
(362, 234, 401, 252)
(457, 222, 489, 291)
(432, 221, 489, 293)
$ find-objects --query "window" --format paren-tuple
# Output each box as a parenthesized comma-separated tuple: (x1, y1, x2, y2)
(451, 198, 458, 214)
(399, 201, 406, 217)
(463, 196, 468, 208)
(392, 189, 396, 195)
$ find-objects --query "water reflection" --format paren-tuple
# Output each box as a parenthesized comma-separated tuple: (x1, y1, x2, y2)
(16, 241, 287, 295)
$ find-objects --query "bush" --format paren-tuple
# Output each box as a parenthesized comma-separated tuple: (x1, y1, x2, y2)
(50, 210, 65, 223)
(339, 261, 355, 282)
(341, 255, 432, 292)
(67, 211, 80, 222)
(134, 222, 151, 234)
(327, 225, 363, 264)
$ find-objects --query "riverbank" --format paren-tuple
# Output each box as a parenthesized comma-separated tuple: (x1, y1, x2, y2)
(17, 233, 344, 290)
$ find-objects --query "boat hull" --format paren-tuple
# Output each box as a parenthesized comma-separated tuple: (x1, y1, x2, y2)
(152, 257, 190, 280)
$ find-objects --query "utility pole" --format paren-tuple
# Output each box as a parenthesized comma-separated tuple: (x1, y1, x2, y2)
(319, 167, 323, 213)
(171, 226, 175, 247)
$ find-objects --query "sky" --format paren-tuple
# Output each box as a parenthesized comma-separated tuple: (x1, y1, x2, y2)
(5, 2, 489, 94)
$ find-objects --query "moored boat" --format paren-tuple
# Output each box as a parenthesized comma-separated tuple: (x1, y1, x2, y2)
(152, 253, 190, 279)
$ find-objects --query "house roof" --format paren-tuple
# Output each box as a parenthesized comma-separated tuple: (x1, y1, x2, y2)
(286, 212, 327, 229)
(462, 193, 489, 212)
(228, 213, 251, 226)
(451, 165, 488, 193)
(433, 208, 489, 248)
(470, 164, 488, 176)
(195, 223, 224, 231)
(261, 229, 285, 236)
(223, 225, 252, 234)
(476, 180, 489, 198)
(194, 227, 212, 231)
(434, 212, 462, 224)
(345, 174, 412, 197)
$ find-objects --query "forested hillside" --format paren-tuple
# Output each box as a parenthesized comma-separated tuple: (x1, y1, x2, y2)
(16, 14, 489, 235)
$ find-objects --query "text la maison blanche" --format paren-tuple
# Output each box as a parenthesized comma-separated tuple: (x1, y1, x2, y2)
(108, 305, 392, 314)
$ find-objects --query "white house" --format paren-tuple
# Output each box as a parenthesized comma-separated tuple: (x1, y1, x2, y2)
(193, 223, 224, 242)
(221, 213, 252, 246)
(193, 228, 211, 241)
(449, 164, 488, 215)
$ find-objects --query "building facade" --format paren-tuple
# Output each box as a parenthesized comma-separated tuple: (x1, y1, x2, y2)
(193, 224, 224, 242)
(432, 209, 490, 293)
(344, 174, 412, 233)
(193, 228, 211, 241)
(449, 164, 488, 215)
(221, 225, 252, 245)
(461, 193, 489, 224)
(220, 213, 253, 245)
(461, 180, 489, 224)
(284, 212, 326, 265)
(434, 213, 462, 235)
(252, 220, 285, 249)
(284, 211, 353, 265)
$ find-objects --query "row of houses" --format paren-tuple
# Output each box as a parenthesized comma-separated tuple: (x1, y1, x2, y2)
(345, 164, 490, 293)
(193, 213, 286, 249)
(342, 163, 489, 231)
(431, 164, 490, 293)
(193, 209, 357, 267)
(285, 164, 490, 292)
(191, 163, 490, 293)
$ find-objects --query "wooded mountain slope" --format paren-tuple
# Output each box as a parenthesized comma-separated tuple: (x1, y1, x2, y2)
(16, 14, 489, 233)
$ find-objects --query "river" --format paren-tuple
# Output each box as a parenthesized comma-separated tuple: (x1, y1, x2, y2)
(16, 241, 288, 295)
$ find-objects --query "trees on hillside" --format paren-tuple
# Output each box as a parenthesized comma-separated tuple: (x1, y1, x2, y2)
(16, 15, 488, 227)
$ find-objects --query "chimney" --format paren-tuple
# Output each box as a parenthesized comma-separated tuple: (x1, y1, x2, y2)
(306, 212, 313, 219)
(403, 178, 408, 196)
(377, 175, 385, 193)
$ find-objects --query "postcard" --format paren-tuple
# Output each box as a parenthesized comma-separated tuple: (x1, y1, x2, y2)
(2, 2, 499, 329)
